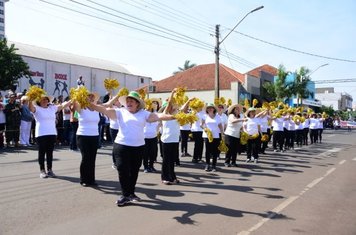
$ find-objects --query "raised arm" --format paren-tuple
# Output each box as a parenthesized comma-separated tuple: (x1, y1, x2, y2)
(88, 102, 116, 120)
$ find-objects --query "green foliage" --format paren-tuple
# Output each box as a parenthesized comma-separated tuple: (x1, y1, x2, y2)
(173, 60, 197, 75)
(262, 64, 293, 102)
(291, 66, 311, 106)
(0, 38, 31, 90)
(319, 105, 335, 116)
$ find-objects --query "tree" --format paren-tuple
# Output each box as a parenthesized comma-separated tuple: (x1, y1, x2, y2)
(173, 60, 196, 74)
(262, 64, 293, 102)
(0, 38, 31, 90)
(291, 66, 311, 107)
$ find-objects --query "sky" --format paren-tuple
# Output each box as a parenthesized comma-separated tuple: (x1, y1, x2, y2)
(4, 0, 356, 100)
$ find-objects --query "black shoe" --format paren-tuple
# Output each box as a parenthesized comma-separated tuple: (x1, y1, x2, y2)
(116, 196, 131, 207)
(192, 159, 199, 163)
(205, 165, 211, 172)
(231, 163, 238, 167)
(129, 194, 141, 202)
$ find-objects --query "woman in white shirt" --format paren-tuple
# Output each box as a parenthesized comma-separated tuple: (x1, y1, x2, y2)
(243, 108, 261, 163)
(317, 113, 325, 143)
(224, 104, 245, 167)
(309, 113, 320, 144)
(73, 93, 101, 187)
(201, 103, 224, 172)
(89, 91, 174, 207)
(29, 94, 71, 178)
(191, 108, 205, 163)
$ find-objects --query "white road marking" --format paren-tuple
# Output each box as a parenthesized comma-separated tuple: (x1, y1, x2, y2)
(238, 167, 337, 235)
(353, 157, 356, 161)
(339, 160, 346, 165)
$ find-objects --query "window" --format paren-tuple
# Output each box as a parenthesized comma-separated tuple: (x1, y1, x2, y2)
(140, 77, 144, 83)
(0, 26, 4, 31)
(0, 18, 4, 23)
(0, 10, 3, 15)
(0, 2, 3, 6)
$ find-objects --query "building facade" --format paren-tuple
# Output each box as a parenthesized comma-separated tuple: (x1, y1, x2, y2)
(0, 0, 6, 39)
(316, 87, 353, 111)
(11, 41, 151, 98)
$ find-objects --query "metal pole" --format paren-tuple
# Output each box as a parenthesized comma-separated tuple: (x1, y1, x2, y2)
(214, 25, 220, 98)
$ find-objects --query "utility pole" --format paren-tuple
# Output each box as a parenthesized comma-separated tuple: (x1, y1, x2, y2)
(214, 25, 220, 98)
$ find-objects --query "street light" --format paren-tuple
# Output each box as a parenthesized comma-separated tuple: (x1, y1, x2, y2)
(309, 63, 329, 77)
(214, 6, 264, 98)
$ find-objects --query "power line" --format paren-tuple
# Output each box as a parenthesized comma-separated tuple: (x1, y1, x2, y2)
(234, 31, 356, 63)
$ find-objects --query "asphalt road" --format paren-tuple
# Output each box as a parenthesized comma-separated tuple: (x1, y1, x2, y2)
(1, 129, 356, 235)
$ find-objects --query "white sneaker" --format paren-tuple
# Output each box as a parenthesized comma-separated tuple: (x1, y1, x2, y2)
(40, 171, 48, 179)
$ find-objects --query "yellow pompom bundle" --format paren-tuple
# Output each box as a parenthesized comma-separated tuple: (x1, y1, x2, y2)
(70, 86, 90, 109)
(244, 98, 250, 109)
(240, 131, 249, 145)
(174, 112, 198, 126)
(218, 140, 229, 153)
(261, 134, 269, 142)
(292, 115, 301, 123)
(214, 97, 220, 106)
(145, 98, 152, 110)
(204, 128, 214, 143)
(138, 88, 146, 100)
(249, 133, 260, 139)
(227, 98, 232, 107)
(262, 102, 270, 110)
(117, 87, 129, 97)
(104, 78, 119, 91)
(26, 86, 46, 101)
(172, 87, 186, 106)
(189, 98, 205, 111)
(252, 99, 258, 108)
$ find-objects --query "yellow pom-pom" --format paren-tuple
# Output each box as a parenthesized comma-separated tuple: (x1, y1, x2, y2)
(227, 99, 232, 106)
(117, 88, 129, 97)
(174, 112, 198, 126)
(249, 133, 260, 139)
(240, 131, 249, 145)
(172, 87, 186, 106)
(244, 99, 250, 108)
(252, 99, 258, 108)
(219, 97, 226, 105)
(70, 86, 90, 109)
(262, 102, 270, 110)
(214, 97, 220, 106)
(204, 128, 214, 143)
(138, 88, 146, 100)
(218, 140, 229, 153)
(104, 78, 119, 91)
(261, 134, 269, 142)
(145, 98, 152, 110)
(26, 86, 46, 102)
(190, 99, 205, 111)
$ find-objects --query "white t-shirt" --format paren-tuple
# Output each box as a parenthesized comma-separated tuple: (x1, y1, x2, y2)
(115, 108, 150, 146)
(309, 118, 319, 130)
(0, 103, 5, 124)
(63, 107, 71, 121)
(303, 118, 310, 128)
(180, 123, 191, 131)
(288, 119, 296, 131)
(144, 121, 159, 139)
(244, 117, 260, 135)
(259, 115, 270, 133)
(161, 119, 180, 143)
(224, 114, 243, 138)
(202, 114, 222, 139)
(218, 113, 228, 130)
(33, 105, 58, 137)
(191, 111, 205, 132)
(77, 109, 100, 136)
(272, 117, 285, 131)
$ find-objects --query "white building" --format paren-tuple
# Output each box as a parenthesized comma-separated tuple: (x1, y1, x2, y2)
(11, 41, 151, 98)
(316, 87, 353, 111)
(0, 0, 7, 39)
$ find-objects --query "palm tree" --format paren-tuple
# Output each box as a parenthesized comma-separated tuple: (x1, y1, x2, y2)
(173, 60, 197, 74)
(263, 64, 293, 102)
(291, 66, 311, 107)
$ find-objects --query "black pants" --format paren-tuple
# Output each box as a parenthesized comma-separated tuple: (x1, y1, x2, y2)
(161, 142, 178, 182)
(5, 124, 20, 143)
(36, 135, 56, 171)
(180, 130, 190, 154)
(224, 135, 240, 164)
(318, 128, 323, 143)
(113, 143, 144, 197)
(110, 128, 119, 165)
(204, 138, 220, 166)
(63, 120, 71, 144)
(260, 129, 271, 153)
(309, 129, 318, 144)
(273, 131, 284, 151)
(286, 130, 296, 148)
(247, 136, 260, 159)
(192, 131, 203, 161)
(303, 128, 309, 145)
(144, 137, 158, 169)
(296, 129, 303, 146)
(77, 135, 99, 184)
(70, 122, 78, 150)
(0, 123, 5, 148)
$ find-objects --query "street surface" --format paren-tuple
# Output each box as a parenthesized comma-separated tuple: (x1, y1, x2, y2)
(1, 129, 356, 235)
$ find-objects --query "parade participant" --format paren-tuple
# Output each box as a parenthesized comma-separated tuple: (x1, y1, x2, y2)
(309, 113, 319, 144)
(4, 93, 21, 147)
(243, 108, 261, 163)
(19, 96, 33, 146)
(69, 105, 79, 151)
(88, 91, 175, 206)
(0, 95, 5, 149)
(190, 106, 205, 163)
(143, 98, 160, 173)
(302, 113, 310, 145)
(271, 113, 288, 152)
(201, 103, 224, 172)
(317, 113, 325, 143)
(160, 93, 193, 183)
(29, 94, 71, 178)
(286, 112, 296, 150)
(259, 109, 271, 154)
(224, 104, 244, 167)
(72, 92, 100, 186)
(62, 96, 71, 146)
(180, 122, 191, 157)
(294, 113, 304, 147)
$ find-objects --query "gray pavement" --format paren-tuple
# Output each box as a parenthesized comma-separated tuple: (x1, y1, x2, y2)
(1, 129, 356, 235)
